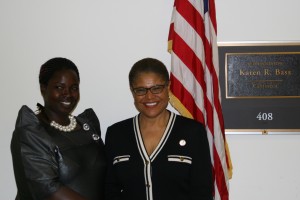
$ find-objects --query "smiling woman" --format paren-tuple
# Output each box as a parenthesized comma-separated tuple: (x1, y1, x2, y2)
(105, 58, 213, 200)
(10, 57, 107, 200)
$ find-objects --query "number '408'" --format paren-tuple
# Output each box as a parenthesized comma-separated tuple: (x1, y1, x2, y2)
(256, 112, 273, 121)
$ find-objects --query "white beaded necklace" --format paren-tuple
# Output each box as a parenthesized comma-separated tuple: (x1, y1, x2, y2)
(50, 115, 77, 132)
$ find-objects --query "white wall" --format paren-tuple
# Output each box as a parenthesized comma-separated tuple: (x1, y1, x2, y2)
(0, 0, 299, 199)
(216, 0, 300, 199)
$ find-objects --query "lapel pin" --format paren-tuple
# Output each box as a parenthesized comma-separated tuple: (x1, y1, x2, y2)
(179, 139, 186, 146)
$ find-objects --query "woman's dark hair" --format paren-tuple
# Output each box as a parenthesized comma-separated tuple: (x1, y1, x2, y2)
(39, 57, 80, 85)
(129, 57, 169, 86)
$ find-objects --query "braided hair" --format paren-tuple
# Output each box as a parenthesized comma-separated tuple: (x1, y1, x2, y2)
(39, 57, 80, 85)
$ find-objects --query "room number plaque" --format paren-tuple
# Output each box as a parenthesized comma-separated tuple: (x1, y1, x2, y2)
(218, 42, 300, 134)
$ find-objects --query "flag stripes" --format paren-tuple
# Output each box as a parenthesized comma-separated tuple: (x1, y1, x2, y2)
(168, 0, 231, 200)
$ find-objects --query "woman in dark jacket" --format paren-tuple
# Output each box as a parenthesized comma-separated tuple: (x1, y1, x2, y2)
(11, 57, 106, 200)
(105, 58, 213, 200)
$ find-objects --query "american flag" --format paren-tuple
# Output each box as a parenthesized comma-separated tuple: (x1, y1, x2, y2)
(168, 0, 232, 200)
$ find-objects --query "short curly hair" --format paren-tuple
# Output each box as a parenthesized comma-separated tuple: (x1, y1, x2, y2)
(129, 57, 169, 86)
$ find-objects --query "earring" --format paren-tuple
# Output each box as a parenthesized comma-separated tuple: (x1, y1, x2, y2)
(34, 104, 42, 115)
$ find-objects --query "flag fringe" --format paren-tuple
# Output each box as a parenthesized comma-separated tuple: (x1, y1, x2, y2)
(168, 40, 173, 53)
(225, 140, 233, 179)
(169, 91, 193, 119)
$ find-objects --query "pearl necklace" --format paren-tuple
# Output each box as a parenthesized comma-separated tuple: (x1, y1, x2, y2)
(50, 115, 77, 132)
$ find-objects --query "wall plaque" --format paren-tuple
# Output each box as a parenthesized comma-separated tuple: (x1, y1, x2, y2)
(218, 42, 300, 134)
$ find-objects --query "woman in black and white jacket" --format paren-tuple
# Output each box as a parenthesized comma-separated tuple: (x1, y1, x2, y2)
(105, 57, 213, 200)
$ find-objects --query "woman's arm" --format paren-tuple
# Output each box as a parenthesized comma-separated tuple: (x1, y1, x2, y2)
(45, 186, 86, 200)
(104, 126, 122, 200)
(189, 124, 213, 200)
(11, 124, 87, 200)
